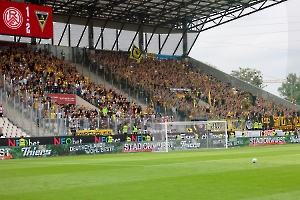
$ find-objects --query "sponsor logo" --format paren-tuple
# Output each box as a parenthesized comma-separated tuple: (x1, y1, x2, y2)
(94, 135, 121, 143)
(53, 137, 82, 145)
(21, 147, 51, 157)
(123, 142, 165, 153)
(126, 135, 152, 142)
(180, 141, 200, 148)
(7, 138, 40, 146)
(44, 94, 76, 104)
(69, 144, 114, 154)
(3, 7, 23, 29)
(290, 136, 300, 143)
(249, 137, 286, 146)
(35, 10, 48, 31)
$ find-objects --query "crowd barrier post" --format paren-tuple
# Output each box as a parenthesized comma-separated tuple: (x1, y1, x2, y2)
(103, 61, 106, 88)
(12, 97, 18, 128)
(20, 95, 24, 129)
(29, 94, 33, 135)
(4, 92, 8, 118)
(96, 58, 99, 86)
(48, 102, 50, 132)
(36, 109, 39, 136)
(89, 63, 91, 81)
(3, 75, 5, 91)
(111, 64, 114, 87)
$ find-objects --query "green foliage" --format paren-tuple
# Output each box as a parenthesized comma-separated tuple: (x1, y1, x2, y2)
(8, 146, 24, 158)
(278, 73, 300, 104)
(231, 67, 266, 88)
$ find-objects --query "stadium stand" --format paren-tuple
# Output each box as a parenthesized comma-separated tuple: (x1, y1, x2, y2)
(84, 51, 300, 132)
(0, 44, 156, 137)
(1, 41, 299, 137)
(0, 117, 25, 138)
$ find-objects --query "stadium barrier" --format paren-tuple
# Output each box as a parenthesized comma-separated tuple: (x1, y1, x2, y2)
(1, 135, 300, 159)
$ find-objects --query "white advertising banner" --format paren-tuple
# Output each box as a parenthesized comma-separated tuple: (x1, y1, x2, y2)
(235, 130, 285, 137)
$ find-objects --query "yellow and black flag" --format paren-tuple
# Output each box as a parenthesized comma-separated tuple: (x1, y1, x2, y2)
(129, 44, 142, 63)
(208, 90, 212, 106)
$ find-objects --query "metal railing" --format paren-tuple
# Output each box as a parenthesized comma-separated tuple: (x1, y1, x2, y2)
(0, 73, 175, 137)
(79, 56, 189, 121)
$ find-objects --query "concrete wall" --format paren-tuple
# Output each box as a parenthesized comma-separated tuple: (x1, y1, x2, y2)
(75, 95, 100, 112)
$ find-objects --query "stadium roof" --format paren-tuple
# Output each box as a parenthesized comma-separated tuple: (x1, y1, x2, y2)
(44, 0, 287, 34)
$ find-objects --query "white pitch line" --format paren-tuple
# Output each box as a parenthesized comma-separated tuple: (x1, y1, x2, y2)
(29, 153, 300, 168)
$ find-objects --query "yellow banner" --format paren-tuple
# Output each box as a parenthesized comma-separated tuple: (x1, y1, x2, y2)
(146, 52, 156, 59)
(208, 121, 227, 132)
(73, 129, 114, 136)
(227, 119, 246, 131)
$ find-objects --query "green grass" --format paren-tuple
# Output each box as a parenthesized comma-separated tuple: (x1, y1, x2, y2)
(1, 145, 300, 200)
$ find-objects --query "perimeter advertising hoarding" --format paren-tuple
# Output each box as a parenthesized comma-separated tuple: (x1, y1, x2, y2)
(1, 136, 300, 159)
(0, 1, 53, 38)
(0, 134, 153, 147)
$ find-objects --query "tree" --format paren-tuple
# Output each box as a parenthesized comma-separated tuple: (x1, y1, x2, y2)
(230, 67, 266, 88)
(278, 73, 300, 104)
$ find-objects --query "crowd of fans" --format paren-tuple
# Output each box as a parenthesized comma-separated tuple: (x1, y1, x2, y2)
(1, 43, 300, 137)
(88, 51, 300, 130)
(0, 45, 160, 135)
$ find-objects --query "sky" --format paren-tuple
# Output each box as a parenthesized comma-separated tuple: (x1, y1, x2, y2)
(189, 0, 300, 97)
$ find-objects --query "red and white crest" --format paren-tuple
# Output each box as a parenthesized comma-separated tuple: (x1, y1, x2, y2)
(3, 7, 23, 29)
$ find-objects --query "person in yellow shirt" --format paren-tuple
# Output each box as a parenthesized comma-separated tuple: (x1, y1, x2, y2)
(19, 136, 26, 146)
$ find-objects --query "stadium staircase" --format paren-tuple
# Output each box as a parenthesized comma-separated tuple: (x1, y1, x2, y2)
(0, 91, 52, 137)
(74, 63, 149, 112)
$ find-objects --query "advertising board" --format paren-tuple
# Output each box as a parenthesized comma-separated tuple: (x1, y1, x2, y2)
(1, 136, 300, 159)
(0, 134, 153, 146)
(0, 1, 53, 38)
(44, 94, 76, 104)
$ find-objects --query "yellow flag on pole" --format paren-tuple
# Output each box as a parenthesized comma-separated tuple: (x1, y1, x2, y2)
(129, 44, 142, 63)
(208, 90, 212, 106)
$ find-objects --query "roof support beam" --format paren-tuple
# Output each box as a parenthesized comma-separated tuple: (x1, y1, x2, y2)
(95, 20, 108, 49)
(58, 16, 71, 46)
(187, 9, 213, 55)
(138, 25, 144, 53)
(68, 24, 71, 46)
(46, 0, 287, 54)
(145, 26, 157, 53)
(172, 19, 188, 56)
(57, 0, 77, 46)
(158, 34, 162, 54)
(111, 22, 125, 51)
(158, 28, 172, 55)
(76, 17, 90, 47)
(76, 5, 95, 48)
(128, 22, 143, 52)
(88, 20, 94, 49)
(188, 0, 283, 31)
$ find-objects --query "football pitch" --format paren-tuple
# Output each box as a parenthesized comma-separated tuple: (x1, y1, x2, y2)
(1, 145, 300, 200)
